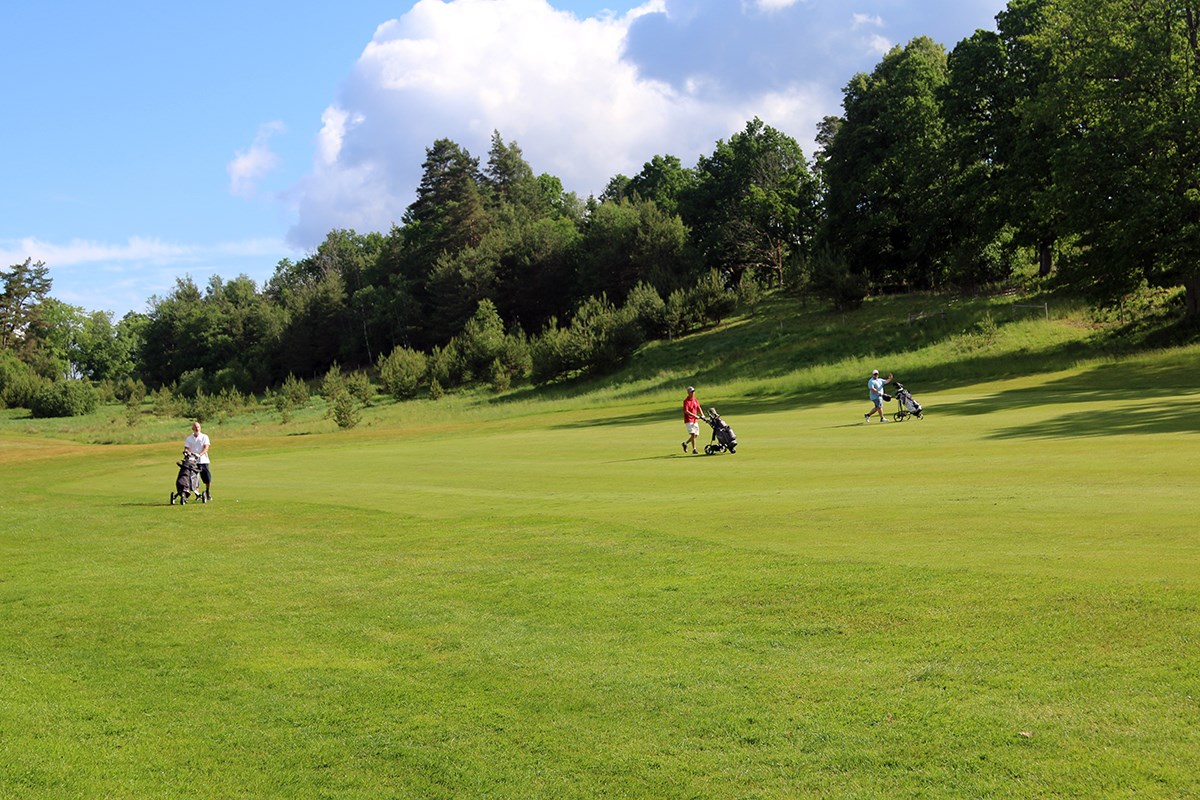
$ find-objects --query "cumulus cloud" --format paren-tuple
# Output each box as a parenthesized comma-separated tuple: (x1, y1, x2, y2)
(287, 0, 1006, 248)
(287, 0, 830, 247)
(228, 121, 286, 197)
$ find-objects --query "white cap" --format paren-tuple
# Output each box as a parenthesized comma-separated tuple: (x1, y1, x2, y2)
(687, 386, 695, 392)
(872, 369, 879, 375)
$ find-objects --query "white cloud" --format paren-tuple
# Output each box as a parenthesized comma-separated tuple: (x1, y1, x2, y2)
(748, 0, 801, 11)
(0, 236, 293, 314)
(285, 0, 1008, 248)
(228, 121, 286, 197)
(852, 13, 885, 28)
(866, 33, 893, 54)
(287, 0, 829, 247)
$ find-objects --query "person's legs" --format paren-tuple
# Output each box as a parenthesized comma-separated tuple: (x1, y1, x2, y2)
(199, 464, 212, 499)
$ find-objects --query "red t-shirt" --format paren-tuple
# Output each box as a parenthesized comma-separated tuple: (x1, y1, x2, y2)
(683, 397, 702, 423)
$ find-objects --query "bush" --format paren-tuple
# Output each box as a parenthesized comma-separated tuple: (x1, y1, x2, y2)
(428, 342, 462, 389)
(530, 296, 644, 384)
(176, 368, 207, 399)
(624, 281, 667, 338)
(530, 318, 576, 385)
(115, 377, 147, 405)
(149, 385, 186, 418)
(459, 300, 507, 382)
(321, 363, 345, 399)
(379, 346, 427, 399)
(811, 248, 868, 311)
(124, 398, 142, 427)
(281, 373, 310, 406)
(29, 380, 100, 418)
(346, 370, 373, 405)
(689, 270, 737, 326)
(0, 353, 47, 409)
(329, 390, 361, 429)
(188, 390, 219, 422)
(735, 271, 765, 307)
(663, 288, 693, 339)
(497, 332, 532, 386)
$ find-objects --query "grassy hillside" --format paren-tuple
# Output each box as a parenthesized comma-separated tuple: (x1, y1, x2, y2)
(2, 290, 1198, 798)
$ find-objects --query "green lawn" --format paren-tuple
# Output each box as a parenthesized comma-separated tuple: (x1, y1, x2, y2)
(2, 295, 1199, 798)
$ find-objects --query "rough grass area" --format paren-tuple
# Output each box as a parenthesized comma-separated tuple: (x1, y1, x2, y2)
(2, 292, 1198, 798)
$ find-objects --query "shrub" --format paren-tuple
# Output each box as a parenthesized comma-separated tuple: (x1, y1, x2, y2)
(811, 248, 868, 311)
(735, 271, 765, 307)
(689, 270, 737, 326)
(188, 390, 219, 422)
(115, 377, 147, 405)
(0, 353, 47, 409)
(321, 363, 345, 399)
(124, 398, 142, 427)
(379, 346, 427, 399)
(176, 368, 207, 399)
(29, 380, 100, 418)
(624, 281, 667, 338)
(428, 342, 462, 389)
(149, 385, 186, 418)
(281, 373, 310, 406)
(345, 370, 373, 405)
(663, 288, 693, 339)
(329, 390, 361, 429)
(459, 300, 507, 382)
(531, 317, 580, 384)
(497, 332, 532, 386)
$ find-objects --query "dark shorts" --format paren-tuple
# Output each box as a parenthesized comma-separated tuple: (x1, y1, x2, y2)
(199, 464, 212, 485)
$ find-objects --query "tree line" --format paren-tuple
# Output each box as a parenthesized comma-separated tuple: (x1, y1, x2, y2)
(3, 0, 1198, 415)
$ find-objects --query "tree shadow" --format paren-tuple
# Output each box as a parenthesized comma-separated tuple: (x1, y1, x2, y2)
(494, 290, 1198, 432)
(931, 356, 1200, 439)
(986, 402, 1199, 440)
(940, 358, 1192, 416)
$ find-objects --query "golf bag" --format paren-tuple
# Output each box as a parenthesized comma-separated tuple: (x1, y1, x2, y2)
(170, 449, 205, 505)
(703, 409, 738, 455)
(892, 383, 924, 421)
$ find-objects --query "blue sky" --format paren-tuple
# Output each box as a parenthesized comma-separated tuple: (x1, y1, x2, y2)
(1, 0, 1006, 317)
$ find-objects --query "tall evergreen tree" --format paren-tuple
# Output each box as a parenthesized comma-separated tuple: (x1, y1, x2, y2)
(1, 258, 53, 351)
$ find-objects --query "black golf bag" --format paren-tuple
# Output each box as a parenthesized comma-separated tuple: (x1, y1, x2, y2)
(170, 450, 204, 505)
(892, 383, 924, 421)
(703, 409, 738, 454)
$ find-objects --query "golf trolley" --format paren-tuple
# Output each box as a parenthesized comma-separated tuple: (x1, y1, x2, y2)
(170, 449, 208, 505)
(891, 383, 925, 422)
(703, 409, 738, 455)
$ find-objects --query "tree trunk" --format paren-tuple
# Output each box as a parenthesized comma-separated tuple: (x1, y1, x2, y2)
(1185, 275, 1200, 319)
(1037, 240, 1054, 277)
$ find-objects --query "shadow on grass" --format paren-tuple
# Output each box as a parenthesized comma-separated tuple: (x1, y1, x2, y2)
(986, 403, 1199, 440)
(501, 289, 1198, 440)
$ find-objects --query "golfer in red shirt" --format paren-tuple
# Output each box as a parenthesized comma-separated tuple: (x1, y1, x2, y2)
(681, 386, 708, 454)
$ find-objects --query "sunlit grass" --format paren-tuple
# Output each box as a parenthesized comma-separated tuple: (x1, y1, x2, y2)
(2, 291, 1198, 798)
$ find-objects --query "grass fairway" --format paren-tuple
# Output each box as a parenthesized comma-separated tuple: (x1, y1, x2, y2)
(2, 300, 1199, 798)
